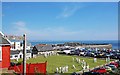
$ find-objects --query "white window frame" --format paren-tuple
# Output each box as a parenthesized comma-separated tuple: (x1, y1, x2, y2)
(0, 46, 2, 61)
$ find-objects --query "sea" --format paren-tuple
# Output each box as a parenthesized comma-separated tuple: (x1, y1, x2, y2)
(30, 40, 119, 49)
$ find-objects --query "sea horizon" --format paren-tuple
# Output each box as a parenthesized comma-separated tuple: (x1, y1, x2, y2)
(29, 39, 119, 42)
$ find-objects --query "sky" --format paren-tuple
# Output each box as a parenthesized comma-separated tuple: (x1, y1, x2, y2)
(2, 2, 118, 41)
(2, 0, 120, 2)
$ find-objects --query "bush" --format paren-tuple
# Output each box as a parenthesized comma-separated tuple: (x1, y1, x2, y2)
(1, 73, 9, 75)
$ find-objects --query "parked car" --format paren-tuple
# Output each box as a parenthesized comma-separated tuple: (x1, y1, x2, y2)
(91, 68, 107, 74)
(80, 51, 85, 56)
(110, 62, 119, 68)
(108, 65, 117, 71)
(72, 72, 80, 75)
(74, 50, 80, 55)
(103, 66, 112, 72)
(63, 49, 72, 54)
(70, 50, 75, 55)
(114, 53, 120, 59)
(82, 72, 100, 75)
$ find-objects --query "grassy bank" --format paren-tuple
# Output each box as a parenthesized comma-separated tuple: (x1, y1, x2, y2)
(11, 55, 113, 73)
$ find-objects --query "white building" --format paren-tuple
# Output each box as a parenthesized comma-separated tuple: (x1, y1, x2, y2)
(11, 41, 31, 50)
(11, 42, 21, 50)
(10, 50, 32, 60)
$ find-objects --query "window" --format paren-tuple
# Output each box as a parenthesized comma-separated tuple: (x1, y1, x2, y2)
(10, 55, 13, 58)
(0, 46, 2, 61)
(15, 55, 18, 57)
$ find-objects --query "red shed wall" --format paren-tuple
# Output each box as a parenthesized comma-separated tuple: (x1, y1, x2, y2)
(0, 46, 10, 68)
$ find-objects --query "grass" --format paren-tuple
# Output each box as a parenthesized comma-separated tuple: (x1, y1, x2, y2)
(11, 54, 113, 73)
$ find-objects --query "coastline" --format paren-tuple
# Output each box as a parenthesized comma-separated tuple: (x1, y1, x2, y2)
(30, 40, 119, 49)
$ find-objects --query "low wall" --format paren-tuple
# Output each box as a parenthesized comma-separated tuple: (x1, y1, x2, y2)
(80, 44, 112, 49)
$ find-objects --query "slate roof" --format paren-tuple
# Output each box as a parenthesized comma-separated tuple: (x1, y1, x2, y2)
(11, 50, 31, 55)
(0, 32, 10, 45)
(34, 44, 53, 52)
(11, 50, 20, 55)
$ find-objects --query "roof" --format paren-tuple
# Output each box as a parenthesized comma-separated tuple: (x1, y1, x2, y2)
(0, 32, 11, 45)
(11, 50, 31, 55)
(11, 50, 20, 55)
(34, 44, 53, 52)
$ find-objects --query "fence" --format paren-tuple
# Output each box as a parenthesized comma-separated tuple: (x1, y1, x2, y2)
(8, 61, 47, 75)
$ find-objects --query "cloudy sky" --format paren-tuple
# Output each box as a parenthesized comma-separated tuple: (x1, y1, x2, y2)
(2, 2, 118, 41)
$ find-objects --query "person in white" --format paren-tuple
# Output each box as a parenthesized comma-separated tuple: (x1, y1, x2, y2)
(81, 64, 83, 69)
(94, 58, 97, 62)
(72, 57, 74, 62)
(46, 53, 48, 58)
(81, 62, 84, 68)
(59, 67, 62, 73)
(82, 60, 85, 63)
(56, 67, 59, 73)
(16, 57, 19, 61)
(44, 53, 47, 58)
(83, 66, 86, 70)
(84, 62, 86, 67)
(73, 65, 76, 69)
(86, 65, 89, 69)
(62, 67, 65, 73)
(78, 59, 81, 63)
(108, 56, 110, 62)
(65, 65, 68, 72)
(106, 57, 108, 62)
(76, 58, 79, 63)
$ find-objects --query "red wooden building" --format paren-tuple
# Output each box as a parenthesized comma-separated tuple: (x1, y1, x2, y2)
(0, 32, 11, 68)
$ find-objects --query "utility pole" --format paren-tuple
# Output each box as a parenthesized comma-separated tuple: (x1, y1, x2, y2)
(23, 34, 26, 75)
(4, 34, 26, 75)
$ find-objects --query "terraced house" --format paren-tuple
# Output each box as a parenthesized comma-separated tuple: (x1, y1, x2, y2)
(0, 31, 11, 68)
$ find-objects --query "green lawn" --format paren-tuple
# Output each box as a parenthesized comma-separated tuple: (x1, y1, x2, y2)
(11, 55, 113, 73)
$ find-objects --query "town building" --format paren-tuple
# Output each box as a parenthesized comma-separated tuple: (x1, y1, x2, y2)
(10, 50, 32, 60)
(10, 41, 31, 50)
(32, 44, 53, 56)
(0, 31, 11, 68)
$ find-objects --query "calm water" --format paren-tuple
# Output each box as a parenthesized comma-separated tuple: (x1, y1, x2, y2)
(30, 40, 119, 49)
